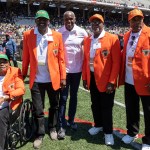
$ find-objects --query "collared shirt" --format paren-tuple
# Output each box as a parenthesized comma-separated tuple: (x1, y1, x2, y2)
(58, 24, 88, 73)
(34, 27, 53, 83)
(89, 29, 105, 72)
(125, 30, 142, 85)
(0, 76, 8, 110)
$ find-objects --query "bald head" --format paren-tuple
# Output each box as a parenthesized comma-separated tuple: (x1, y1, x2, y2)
(63, 11, 76, 31)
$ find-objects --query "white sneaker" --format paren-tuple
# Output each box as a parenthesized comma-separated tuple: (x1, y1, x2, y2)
(142, 144, 150, 150)
(122, 134, 137, 144)
(105, 134, 114, 145)
(88, 127, 103, 135)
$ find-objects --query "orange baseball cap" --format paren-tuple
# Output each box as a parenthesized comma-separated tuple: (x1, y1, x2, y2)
(89, 14, 104, 23)
(128, 9, 144, 21)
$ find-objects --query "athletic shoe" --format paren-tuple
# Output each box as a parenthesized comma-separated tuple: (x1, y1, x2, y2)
(33, 137, 43, 149)
(142, 144, 150, 150)
(122, 134, 137, 144)
(104, 134, 114, 145)
(50, 128, 57, 140)
(67, 122, 78, 130)
(88, 127, 103, 135)
(57, 127, 66, 140)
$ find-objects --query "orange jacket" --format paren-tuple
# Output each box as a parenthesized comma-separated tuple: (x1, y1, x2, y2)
(22, 29, 66, 90)
(119, 25, 150, 95)
(82, 32, 121, 92)
(3, 67, 25, 110)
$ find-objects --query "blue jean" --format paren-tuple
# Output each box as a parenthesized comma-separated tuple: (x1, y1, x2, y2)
(59, 72, 81, 128)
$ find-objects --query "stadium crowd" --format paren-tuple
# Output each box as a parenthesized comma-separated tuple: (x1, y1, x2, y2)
(0, 0, 150, 48)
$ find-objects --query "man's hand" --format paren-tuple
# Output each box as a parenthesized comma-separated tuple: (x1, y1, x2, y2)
(83, 80, 88, 90)
(0, 95, 9, 104)
(106, 82, 114, 94)
(60, 79, 66, 89)
(0, 97, 5, 105)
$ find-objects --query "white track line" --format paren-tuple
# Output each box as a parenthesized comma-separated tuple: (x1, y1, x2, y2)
(79, 86, 144, 116)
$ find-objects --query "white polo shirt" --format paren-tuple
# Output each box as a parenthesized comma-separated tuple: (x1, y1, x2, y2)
(58, 25, 88, 73)
(125, 30, 141, 85)
(89, 29, 105, 72)
(34, 27, 53, 83)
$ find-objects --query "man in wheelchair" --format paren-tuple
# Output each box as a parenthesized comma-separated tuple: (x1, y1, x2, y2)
(0, 54, 25, 150)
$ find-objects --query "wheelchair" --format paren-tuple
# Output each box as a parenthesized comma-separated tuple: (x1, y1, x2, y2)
(5, 99, 34, 150)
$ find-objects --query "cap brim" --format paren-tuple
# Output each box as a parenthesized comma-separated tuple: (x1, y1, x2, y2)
(89, 16, 104, 23)
(129, 15, 144, 21)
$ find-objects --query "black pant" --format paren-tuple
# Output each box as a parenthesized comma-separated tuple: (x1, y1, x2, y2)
(31, 82, 60, 138)
(90, 72, 115, 134)
(0, 107, 9, 150)
(125, 83, 150, 144)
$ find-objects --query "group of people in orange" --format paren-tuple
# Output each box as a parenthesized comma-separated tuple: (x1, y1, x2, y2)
(0, 8, 150, 150)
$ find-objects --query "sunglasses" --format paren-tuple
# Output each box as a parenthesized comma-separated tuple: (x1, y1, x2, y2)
(130, 36, 135, 46)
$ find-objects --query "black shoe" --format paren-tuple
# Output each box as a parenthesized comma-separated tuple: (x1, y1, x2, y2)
(57, 127, 66, 140)
(67, 122, 78, 130)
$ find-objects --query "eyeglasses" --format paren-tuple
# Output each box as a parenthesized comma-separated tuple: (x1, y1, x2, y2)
(130, 36, 135, 46)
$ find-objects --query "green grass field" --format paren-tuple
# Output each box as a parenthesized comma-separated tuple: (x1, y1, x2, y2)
(16, 62, 144, 150)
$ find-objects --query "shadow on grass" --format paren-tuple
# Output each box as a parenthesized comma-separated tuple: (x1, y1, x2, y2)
(22, 117, 137, 150)
(65, 122, 137, 150)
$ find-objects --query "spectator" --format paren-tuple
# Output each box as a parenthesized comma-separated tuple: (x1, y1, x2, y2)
(57, 11, 88, 139)
(0, 54, 25, 150)
(82, 14, 121, 145)
(2, 34, 18, 67)
(119, 9, 150, 150)
(22, 10, 66, 149)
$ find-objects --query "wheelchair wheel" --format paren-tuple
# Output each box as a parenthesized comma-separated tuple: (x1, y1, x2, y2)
(5, 130, 20, 150)
(19, 99, 33, 142)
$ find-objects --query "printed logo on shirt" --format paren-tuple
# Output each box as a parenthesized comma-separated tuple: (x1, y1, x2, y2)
(142, 49, 150, 56)
(101, 49, 109, 58)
